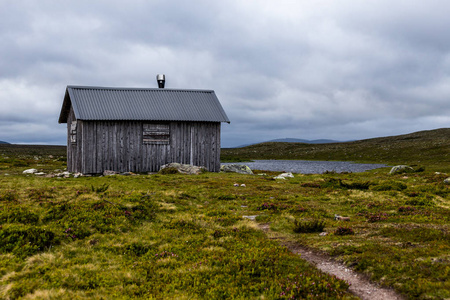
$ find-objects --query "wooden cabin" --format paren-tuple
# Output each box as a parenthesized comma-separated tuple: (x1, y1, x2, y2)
(58, 80, 230, 174)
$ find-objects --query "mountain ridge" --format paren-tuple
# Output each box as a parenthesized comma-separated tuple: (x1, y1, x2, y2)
(235, 138, 341, 148)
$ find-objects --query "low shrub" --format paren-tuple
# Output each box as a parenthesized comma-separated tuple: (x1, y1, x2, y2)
(257, 202, 277, 211)
(0, 190, 18, 202)
(334, 226, 354, 236)
(293, 219, 326, 233)
(322, 178, 371, 190)
(0, 207, 39, 225)
(91, 183, 109, 193)
(398, 206, 416, 214)
(371, 181, 407, 191)
(405, 196, 434, 206)
(0, 225, 58, 257)
(158, 167, 179, 175)
(279, 273, 349, 299)
(366, 213, 389, 222)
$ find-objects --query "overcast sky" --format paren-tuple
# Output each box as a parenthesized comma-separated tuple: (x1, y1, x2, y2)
(1, 0, 449, 147)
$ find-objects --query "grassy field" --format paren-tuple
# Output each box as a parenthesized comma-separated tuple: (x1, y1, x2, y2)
(0, 130, 449, 299)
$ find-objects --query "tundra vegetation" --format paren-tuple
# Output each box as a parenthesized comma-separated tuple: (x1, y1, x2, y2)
(0, 129, 449, 300)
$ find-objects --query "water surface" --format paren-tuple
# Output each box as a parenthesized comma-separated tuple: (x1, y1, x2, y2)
(222, 160, 387, 174)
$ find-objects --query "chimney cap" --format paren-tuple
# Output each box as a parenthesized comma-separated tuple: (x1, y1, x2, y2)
(156, 74, 165, 88)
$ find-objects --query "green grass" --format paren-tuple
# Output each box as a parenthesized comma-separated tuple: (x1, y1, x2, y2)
(0, 132, 449, 299)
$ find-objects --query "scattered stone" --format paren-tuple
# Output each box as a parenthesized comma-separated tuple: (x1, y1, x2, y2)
(120, 172, 135, 176)
(220, 164, 253, 175)
(160, 163, 206, 175)
(73, 173, 83, 178)
(34, 172, 46, 176)
(243, 215, 258, 220)
(319, 232, 328, 236)
(103, 170, 119, 176)
(389, 165, 414, 175)
(23, 169, 38, 174)
(257, 173, 267, 176)
(280, 172, 294, 178)
(444, 177, 450, 184)
(334, 214, 350, 221)
(240, 184, 246, 187)
(233, 183, 239, 187)
(274, 172, 294, 180)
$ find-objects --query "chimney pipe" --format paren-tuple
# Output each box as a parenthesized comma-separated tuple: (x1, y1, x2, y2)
(157, 74, 165, 88)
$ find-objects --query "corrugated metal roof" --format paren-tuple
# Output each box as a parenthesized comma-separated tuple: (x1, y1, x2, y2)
(58, 85, 230, 123)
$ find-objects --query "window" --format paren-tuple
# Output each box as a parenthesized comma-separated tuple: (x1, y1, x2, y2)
(70, 121, 77, 143)
(143, 123, 170, 144)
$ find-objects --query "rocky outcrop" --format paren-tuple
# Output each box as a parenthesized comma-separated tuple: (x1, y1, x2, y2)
(389, 165, 414, 175)
(220, 164, 253, 175)
(274, 172, 294, 180)
(160, 163, 206, 175)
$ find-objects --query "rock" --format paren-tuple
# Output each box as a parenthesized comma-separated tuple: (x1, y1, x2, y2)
(23, 169, 38, 174)
(160, 163, 206, 175)
(34, 172, 46, 176)
(73, 173, 82, 178)
(389, 165, 414, 175)
(444, 177, 450, 184)
(279, 172, 294, 178)
(273, 176, 286, 180)
(243, 215, 258, 220)
(220, 164, 253, 175)
(120, 172, 135, 176)
(103, 170, 119, 176)
(319, 232, 328, 236)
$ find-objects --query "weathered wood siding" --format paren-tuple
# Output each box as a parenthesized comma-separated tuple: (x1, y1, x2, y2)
(66, 117, 221, 173)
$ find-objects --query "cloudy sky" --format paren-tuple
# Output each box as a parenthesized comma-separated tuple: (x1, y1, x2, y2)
(1, 0, 449, 147)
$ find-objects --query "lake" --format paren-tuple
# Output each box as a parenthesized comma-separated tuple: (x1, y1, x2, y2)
(222, 160, 387, 174)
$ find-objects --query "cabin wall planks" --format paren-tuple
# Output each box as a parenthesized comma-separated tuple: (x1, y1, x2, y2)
(66, 110, 221, 174)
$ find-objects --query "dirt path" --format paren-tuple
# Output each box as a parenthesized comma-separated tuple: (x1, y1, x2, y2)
(259, 224, 405, 300)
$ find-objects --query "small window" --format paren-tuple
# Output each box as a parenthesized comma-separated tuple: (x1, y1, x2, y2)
(70, 121, 77, 143)
(143, 123, 170, 144)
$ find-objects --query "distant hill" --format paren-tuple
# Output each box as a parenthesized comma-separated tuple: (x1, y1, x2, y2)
(222, 128, 450, 168)
(0, 141, 9, 144)
(235, 138, 340, 148)
(267, 138, 340, 144)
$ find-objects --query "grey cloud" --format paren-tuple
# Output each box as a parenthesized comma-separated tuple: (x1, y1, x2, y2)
(0, 0, 448, 147)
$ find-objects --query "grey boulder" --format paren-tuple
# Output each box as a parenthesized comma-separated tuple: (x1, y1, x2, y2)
(389, 165, 414, 175)
(220, 164, 253, 175)
(160, 163, 206, 175)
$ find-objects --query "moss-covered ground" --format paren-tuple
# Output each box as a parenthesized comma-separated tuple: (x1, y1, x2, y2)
(0, 142, 449, 299)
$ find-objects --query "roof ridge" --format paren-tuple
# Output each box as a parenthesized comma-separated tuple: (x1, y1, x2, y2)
(66, 85, 215, 93)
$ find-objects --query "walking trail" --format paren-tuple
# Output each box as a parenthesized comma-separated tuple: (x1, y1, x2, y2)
(259, 224, 405, 300)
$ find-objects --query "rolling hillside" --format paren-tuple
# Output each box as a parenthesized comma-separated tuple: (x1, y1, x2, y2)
(222, 128, 450, 167)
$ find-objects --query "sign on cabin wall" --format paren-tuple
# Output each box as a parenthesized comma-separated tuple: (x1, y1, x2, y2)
(143, 124, 170, 144)
(70, 121, 77, 143)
